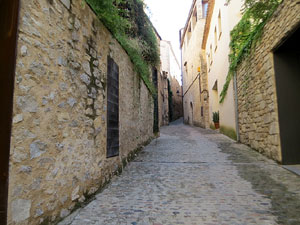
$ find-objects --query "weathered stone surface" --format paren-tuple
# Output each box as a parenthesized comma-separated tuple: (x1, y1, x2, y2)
(60, 209, 70, 218)
(71, 186, 80, 201)
(59, 0, 70, 10)
(58, 113, 70, 122)
(35, 208, 44, 217)
(21, 45, 28, 57)
(19, 166, 32, 174)
(71, 31, 79, 42)
(57, 57, 67, 67)
(8, 1, 155, 224)
(67, 98, 77, 107)
(58, 102, 66, 108)
(11, 199, 31, 222)
(29, 61, 46, 76)
(74, 18, 81, 30)
(12, 147, 28, 162)
(30, 140, 47, 159)
(88, 87, 97, 99)
(13, 114, 24, 124)
(82, 62, 91, 75)
(56, 143, 64, 151)
(236, 0, 299, 162)
(17, 95, 38, 113)
(80, 73, 90, 85)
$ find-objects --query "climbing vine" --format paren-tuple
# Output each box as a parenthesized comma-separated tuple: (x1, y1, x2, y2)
(85, 0, 159, 97)
(219, 0, 282, 103)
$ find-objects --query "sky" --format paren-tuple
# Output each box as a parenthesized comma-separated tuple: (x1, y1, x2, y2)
(144, 0, 193, 62)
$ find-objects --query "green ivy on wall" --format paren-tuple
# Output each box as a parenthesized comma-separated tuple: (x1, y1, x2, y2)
(85, 0, 159, 97)
(219, 0, 282, 103)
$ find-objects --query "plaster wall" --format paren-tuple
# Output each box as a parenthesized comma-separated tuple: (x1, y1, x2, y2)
(205, 0, 243, 136)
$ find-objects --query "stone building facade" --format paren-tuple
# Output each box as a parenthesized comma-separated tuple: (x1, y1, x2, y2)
(169, 76, 183, 121)
(180, 0, 209, 128)
(158, 71, 169, 127)
(236, 0, 300, 164)
(6, 0, 157, 224)
(152, 32, 169, 128)
(160, 40, 183, 121)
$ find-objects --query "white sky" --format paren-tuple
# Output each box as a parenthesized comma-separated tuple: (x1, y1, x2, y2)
(144, 0, 193, 62)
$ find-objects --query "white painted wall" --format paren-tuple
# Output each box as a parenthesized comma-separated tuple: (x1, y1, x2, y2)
(160, 40, 181, 84)
(205, 0, 243, 131)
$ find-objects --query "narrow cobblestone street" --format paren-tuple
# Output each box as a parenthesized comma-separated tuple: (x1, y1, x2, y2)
(59, 120, 300, 225)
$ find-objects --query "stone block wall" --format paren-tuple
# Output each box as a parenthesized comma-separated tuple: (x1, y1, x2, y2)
(181, 11, 209, 128)
(8, 0, 154, 224)
(236, 0, 300, 162)
(158, 71, 169, 126)
(169, 76, 183, 121)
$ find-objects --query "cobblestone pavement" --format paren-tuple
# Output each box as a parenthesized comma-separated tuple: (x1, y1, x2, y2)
(59, 119, 300, 225)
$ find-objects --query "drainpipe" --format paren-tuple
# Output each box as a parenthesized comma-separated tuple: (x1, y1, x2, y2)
(233, 72, 240, 142)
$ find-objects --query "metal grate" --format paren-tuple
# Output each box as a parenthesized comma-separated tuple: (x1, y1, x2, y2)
(152, 68, 159, 133)
(107, 56, 119, 158)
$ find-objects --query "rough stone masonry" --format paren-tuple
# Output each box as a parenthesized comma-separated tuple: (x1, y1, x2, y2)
(236, 0, 300, 162)
(8, 0, 155, 224)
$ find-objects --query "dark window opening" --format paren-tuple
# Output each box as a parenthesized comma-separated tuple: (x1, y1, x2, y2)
(107, 56, 119, 158)
(152, 68, 159, 133)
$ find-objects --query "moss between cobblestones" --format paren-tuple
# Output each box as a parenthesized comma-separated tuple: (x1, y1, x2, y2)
(218, 142, 300, 225)
(54, 137, 155, 225)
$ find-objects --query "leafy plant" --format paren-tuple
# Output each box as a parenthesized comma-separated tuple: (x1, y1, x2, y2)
(212, 111, 219, 123)
(85, 0, 159, 97)
(219, 0, 282, 103)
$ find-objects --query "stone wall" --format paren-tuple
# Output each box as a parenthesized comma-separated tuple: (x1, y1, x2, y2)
(8, 0, 154, 224)
(160, 40, 182, 122)
(158, 71, 169, 126)
(169, 76, 183, 121)
(236, 0, 300, 162)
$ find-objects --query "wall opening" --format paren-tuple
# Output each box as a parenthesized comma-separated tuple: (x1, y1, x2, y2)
(274, 26, 300, 165)
(152, 68, 159, 133)
(107, 56, 119, 158)
(190, 101, 193, 125)
(0, 0, 20, 223)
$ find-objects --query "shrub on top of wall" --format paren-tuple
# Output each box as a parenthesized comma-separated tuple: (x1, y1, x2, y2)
(219, 0, 282, 103)
(84, 0, 159, 97)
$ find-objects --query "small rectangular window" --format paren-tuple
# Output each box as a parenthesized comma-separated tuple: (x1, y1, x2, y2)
(214, 26, 218, 51)
(192, 8, 197, 30)
(210, 44, 213, 65)
(107, 56, 119, 158)
(187, 23, 192, 43)
(218, 10, 222, 39)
